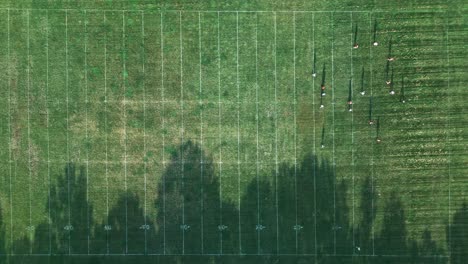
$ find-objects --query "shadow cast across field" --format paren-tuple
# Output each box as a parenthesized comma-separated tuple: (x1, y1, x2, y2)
(447, 203, 468, 264)
(0, 141, 462, 263)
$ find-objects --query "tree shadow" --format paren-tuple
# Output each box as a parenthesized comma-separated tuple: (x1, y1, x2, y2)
(155, 140, 238, 255)
(1, 141, 459, 264)
(448, 203, 468, 264)
(373, 192, 446, 264)
(0, 204, 6, 262)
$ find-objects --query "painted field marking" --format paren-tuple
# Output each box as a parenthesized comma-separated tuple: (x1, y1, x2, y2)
(0, 8, 455, 257)
(312, 13, 318, 259)
(0, 252, 451, 258)
(160, 11, 167, 254)
(179, 11, 186, 255)
(45, 9, 52, 254)
(141, 10, 148, 254)
(274, 11, 280, 254)
(293, 11, 299, 253)
(254, 12, 261, 254)
(368, 12, 375, 256)
(331, 12, 337, 255)
(236, 11, 242, 254)
(121, 10, 129, 254)
(217, 11, 223, 254)
(83, 9, 90, 255)
(103, 11, 110, 255)
(0, 8, 446, 14)
(350, 12, 355, 254)
(65, 10, 72, 255)
(445, 14, 452, 255)
(6, 8, 14, 252)
(198, 11, 205, 254)
(26, 10, 33, 254)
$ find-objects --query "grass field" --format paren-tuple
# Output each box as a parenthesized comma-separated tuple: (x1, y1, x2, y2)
(0, 0, 466, 263)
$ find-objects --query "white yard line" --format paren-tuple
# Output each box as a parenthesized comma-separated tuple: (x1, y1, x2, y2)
(445, 14, 452, 255)
(368, 12, 375, 255)
(0, 252, 451, 258)
(292, 11, 299, 253)
(350, 12, 355, 254)
(160, 12, 166, 254)
(273, 11, 279, 254)
(6, 15, 12, 250)
(236, 11, 242, 254)
(255, 12, 260, 254)
(45, 9, 51, 255)
(0, 8, 441, 14)
(141, 10, 148, 254)
(312, 13, 318, 259)
(83, 9, 90, 255)
(179, 11, 185, 255)
(217, 11, 223, 255)
(331, 12, 337, 255)
(65, 10, 71, 255)
(26, 11, 33, 252)
(103, 11, 110, 255)
(122, 10, 129, 254)
(198, 11, 204, 254)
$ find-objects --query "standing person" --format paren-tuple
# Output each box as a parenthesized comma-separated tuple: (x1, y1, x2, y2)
(321, 125, 326, 148)
(387, 36, 395, 61)
(347, 79, 353, 112)
(368, 96, 374, 125)
(389, 68, 395, 95)
(385, 61, 391, 85)
(312, 51, 317, 77)
(400, 76, 406, 103)
(372, 19, 379, 46)
(376, 117, 382, 143)
(360, 66, 365, 95)
(320, 64, 326, 96)
(353, 24, 359, 49)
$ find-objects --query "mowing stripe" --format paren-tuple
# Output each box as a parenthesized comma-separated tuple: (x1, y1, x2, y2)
(160, 11, 166, 255)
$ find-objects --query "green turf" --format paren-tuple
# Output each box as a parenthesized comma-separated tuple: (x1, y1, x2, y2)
(0, 0, 466, 263)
